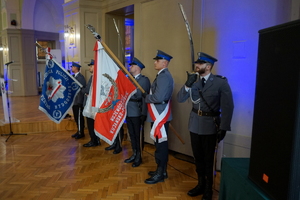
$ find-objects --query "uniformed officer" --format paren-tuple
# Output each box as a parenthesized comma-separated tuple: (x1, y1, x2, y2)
(124, 57, 150, 167)
(177, 52, 234, 200)
(143, 50, 174, 184)
(71, 62, 86, 139)
(82, 59, 101, 147)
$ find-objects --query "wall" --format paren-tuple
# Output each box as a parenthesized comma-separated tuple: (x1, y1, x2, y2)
(0, 0, 64, 96)
(200, 0, 291, 157)
(98, 0, 295, 158)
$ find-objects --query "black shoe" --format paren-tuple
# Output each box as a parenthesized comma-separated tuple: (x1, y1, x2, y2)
(187, 185, 205, 197)
(148, 170, 168, 179)
(132, 158, 142, 167)
(83, 141, 98, 147)
(75, 134, 85, 139)
(113, 147, 122, 154)
(113, 139, 122, 154)
(132, 151, 142, 167)
(97, 139, 101, 145)
(105, 145, 115, 150)
(71, 132, 79, 138)
(124, 155, 136, 163)
(64, 114, 71, 119)
(145, 171, 164, 184)
(105, 141, 116, 150)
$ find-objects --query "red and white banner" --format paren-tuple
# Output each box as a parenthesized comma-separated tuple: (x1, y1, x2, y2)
(83, 41, 136, 145)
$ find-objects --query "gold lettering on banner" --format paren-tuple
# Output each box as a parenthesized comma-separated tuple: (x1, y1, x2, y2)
(109, 92, 129, 134)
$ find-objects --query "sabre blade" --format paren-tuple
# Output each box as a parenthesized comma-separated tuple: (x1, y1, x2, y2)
(112, 18, 125, 63)
(178, 3, 195, 71)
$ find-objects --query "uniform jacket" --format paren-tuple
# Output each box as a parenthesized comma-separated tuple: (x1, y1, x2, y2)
(74, 73, 86, 106)
(177, 73, 234, 135)
(145, 68, 174, 122)
(127, 74, 151, 117)
(82, 75, 92, 107)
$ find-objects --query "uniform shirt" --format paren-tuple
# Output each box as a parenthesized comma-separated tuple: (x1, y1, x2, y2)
(145, 68, 174, 122)
(177, 73, 234, 135)
(127, 74, 150, 117)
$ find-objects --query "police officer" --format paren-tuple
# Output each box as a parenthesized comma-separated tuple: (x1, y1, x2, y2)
(124, 57, 150, 167)
(143, 50, 174, 184)
(71, 62, 86, 139)
(177, 52, 234, 200)
(82, 59, 101, 147)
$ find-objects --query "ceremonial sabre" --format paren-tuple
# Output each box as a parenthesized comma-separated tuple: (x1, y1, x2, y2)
(113, 18, 125, 61)
(178, 3, 194, 71)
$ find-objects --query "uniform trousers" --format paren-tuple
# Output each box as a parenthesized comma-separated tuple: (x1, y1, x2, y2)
(86, 117, 97, 143)
(190, 132, 216, 183)
(152, 121, 170, 168)
(126, 116, 142, 151)
(72, 105, 84, 134)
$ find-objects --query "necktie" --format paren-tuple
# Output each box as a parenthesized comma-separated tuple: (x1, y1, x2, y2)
(202, 78, 206, 87)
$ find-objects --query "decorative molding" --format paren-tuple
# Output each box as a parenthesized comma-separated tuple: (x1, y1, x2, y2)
(141, 0, 155, 4)
(101, 0, 129, 9)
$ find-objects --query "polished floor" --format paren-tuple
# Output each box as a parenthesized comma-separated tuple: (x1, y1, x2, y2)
(0, 96, 220, 200)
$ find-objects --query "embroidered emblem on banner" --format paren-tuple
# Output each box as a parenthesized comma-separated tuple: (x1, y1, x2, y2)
(98, 73, 120, 113)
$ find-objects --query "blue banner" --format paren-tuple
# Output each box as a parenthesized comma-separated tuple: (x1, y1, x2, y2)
(39, 59, 82, 124)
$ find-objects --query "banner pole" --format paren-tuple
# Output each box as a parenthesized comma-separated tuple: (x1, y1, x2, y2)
(100, 41, 145, 93)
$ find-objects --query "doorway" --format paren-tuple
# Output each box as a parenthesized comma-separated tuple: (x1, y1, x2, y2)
(105, 5, 134, 70)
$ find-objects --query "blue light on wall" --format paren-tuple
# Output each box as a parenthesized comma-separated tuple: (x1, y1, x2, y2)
(125, 18, 134, 70)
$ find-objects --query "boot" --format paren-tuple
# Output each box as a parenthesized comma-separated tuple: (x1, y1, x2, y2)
(83, 140, 99, 147)
(124, 149, 137, 163)
(145, 167, 164, 184)
(113, 128, 124, 154)
(148, 165, 168, 179)
(71, 131, 79, 138)
(96, 138, 101, 145)
(187, 176, 205, 197)
(113, 136, 122, 154)
(132, 150, 142, 167)
(202, 176, 213, 200)
(105, 139, 116, 150)
(74, 133, 85, 139)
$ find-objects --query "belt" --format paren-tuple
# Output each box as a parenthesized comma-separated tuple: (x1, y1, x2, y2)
(129, 99, 142, 102)
(192, 108, 220, 116)
(154, 100, 169, 105)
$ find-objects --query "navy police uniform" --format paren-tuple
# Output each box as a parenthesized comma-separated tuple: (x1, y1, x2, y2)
(82, 59, 101, 147)
(71, 62, 86, 139)
(125, 57, 150, 167)
(144, 50, 174, 184)
(177, 52, 234, 199)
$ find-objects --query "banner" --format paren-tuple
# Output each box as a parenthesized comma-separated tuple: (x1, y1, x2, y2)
(84, 41, 136, 145)
(0, 78, 20, 125)
(39, 59, 82, 124)
(0, 78, 10, 124)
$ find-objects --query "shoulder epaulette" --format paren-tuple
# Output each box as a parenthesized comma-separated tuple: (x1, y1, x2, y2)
(216, 75, 226, 79)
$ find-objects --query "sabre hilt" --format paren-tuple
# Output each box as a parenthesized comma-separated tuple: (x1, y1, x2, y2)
(35, 42, 53, 59)
(85, 24, 101, 40)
